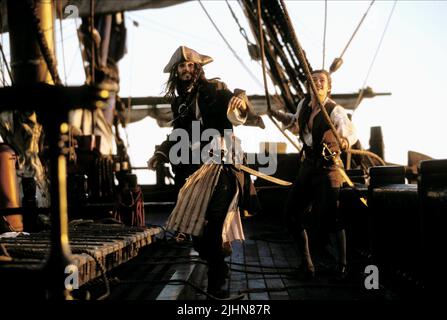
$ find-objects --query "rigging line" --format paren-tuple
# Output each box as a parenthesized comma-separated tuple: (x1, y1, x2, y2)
(73, 17, 88, 79)
(353, 0, 397, 110)
(89, 0, 96, 146)
(0, 13, 5, 86)
(57, 2, 68, 85)
(125, 18, 137, 150)
(322, 0, 327, 69)
(129, 12, 223, 47)
(239, 0, 320, 52)
(198, 0, 263, 89)
(339, 0, 375, 60)
(225, 0, 251, 45)
(26, 0, 61, 85)
(256, 0, 301, 152)
(0, 7, 11, 85)
(0, 63, 5, 86)
(89, 0, 95, 84)
(280, 0, 342, 149)
(66, 44, 80, 79)
(0, 43, 13, 85)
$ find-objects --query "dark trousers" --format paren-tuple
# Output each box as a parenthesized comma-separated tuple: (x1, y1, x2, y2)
(193, 167, 235, 291)
(284, 159, 344, 245)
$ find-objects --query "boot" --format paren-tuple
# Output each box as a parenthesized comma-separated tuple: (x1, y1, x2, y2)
(207, 279, 229, 300)
(297, 229, 315, 279)
(207, 261, 229, 299)
(333, 229, 348, 280)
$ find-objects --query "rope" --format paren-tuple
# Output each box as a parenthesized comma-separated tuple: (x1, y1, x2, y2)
(89, 0, 95, 84)
(26, 0, 61, 85)
(109, 277, 245, 301)
(225, 0, 253, 48)
(134, 260, 296, 275)
(322, 0, 328, 69)
(276, 0, 378, 196)
(347, 149, 386, 166)
(74, 18, 88, 79)
(257, 0, 271, 113)
(127, 26, 134, 125)
(256, 0, 301, 152)
(57, 2, 68, 85)
(339, 0, 375, 60)
(353, 1, 397, 109)
(89, 0, 96, 139)
(140, 255, 298, 270)
(198, 0, 263, 88)
(0, 7, 12, 85)
(0, 43, 12, 85)
(280, 0, 343, 149)
(0, 12, 11, 86)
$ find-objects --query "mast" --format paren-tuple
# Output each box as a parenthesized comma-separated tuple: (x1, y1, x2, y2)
(7, 0, 55, 84)
(7, 0, 73, 299)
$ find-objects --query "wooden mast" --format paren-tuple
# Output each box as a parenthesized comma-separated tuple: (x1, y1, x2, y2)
(7, 0, 73, 299)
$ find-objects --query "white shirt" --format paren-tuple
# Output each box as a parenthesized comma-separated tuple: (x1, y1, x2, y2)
(278, 97, 357, 148)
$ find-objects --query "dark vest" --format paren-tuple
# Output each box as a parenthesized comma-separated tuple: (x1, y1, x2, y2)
(171, 79, 234, 135)
(298, 98, 337, 150)
(167, 79, 234, 181)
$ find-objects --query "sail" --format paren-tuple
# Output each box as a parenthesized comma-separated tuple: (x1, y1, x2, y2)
(0, 0, 186, 33)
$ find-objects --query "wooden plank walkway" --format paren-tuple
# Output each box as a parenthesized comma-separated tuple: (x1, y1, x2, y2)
(188, 215, 398, 300)
(0, 222, 160, 287)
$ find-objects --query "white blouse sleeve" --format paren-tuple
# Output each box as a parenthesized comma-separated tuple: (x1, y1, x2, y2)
(330, 105, 358, 147)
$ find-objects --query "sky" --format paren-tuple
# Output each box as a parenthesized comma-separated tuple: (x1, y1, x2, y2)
(2, 0, 447, 184)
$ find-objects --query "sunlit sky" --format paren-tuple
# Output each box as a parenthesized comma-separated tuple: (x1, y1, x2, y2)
(3, 1, 447, 184)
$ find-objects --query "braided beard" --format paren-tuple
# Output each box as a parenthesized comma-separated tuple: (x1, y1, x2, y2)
(176, 68, 202, 96)
(177, 78, 196, 95)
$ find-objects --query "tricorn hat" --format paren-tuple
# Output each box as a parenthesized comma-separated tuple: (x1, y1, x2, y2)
(163, 46, 213, 73)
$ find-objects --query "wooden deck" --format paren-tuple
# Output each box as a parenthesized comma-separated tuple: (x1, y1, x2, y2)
(98, 211, 399, 300)
(0, 210, 400, 300)
(194, 215, 396, 300)
(0, 222, 161, 287)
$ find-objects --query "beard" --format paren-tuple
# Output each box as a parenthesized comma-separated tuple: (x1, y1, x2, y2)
(174, 65, 203, 96)
(179, 71, 193, 81)
(177, 77, 196, 95)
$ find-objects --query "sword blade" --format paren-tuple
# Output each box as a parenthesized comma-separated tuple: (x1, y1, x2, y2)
(239, 164, 292, 186)
(336, 166, 368, 207)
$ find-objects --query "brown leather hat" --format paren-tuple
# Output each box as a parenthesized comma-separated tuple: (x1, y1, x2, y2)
(163, 46, 213, 73)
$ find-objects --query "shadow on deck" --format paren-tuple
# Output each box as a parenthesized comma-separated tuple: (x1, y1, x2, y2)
(102, 210, 399, 301)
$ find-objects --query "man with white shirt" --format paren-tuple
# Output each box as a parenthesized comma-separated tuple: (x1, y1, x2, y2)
(270, 69, 357, 280)
(147, 46, 258, 298)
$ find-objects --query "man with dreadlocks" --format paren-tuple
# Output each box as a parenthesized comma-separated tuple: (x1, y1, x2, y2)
(270, 70, 357, 280)
(148, 46, 259, 298)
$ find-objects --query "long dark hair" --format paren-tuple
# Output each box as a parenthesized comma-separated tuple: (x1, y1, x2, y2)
(163, 63, 206, 102)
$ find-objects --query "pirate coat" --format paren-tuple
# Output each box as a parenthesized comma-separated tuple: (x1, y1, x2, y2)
(158, 79, 260, 239)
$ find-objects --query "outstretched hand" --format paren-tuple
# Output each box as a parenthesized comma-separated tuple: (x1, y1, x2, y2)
(148, 153, 168, 171)
(147, 156, 159, 171)
(228, 96, 247, 113)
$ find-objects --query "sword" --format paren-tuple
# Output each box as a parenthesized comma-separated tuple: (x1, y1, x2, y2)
(322, 143, 368, 207)
(336, 166, 368, 207)
(238, 164, 292, 186)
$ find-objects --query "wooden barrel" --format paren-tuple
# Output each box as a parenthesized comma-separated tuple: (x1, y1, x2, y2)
(0, 143, 23, 232)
